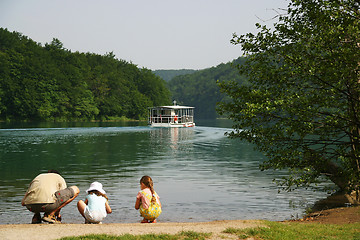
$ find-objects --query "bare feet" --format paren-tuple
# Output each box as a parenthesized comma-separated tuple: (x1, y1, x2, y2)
(141, 218, 157, 223)
(141, 219, 149, 223)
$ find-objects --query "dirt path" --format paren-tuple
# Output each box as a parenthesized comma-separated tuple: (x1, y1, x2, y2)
(0, 220, 263, 240)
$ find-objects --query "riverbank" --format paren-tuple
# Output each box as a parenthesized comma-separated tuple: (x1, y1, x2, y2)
(299, 205, 360, 224)
(0, 220, 263, 240)
(1, 206, 359, 240)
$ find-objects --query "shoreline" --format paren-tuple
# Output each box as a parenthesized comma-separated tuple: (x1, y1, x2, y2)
(0, 220, 263, 240)
(1, 206, 359, 240)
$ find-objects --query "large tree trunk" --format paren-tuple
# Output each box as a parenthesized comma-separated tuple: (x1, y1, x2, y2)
(322, 161, 349, 191)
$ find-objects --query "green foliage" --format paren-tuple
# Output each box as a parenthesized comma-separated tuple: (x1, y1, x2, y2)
(153, 69, 198, 82)
(168, 58, 247, 119)
(218, 0, 360, 193)
(223, 221, 360, 240)
(0, 28, 171, 121)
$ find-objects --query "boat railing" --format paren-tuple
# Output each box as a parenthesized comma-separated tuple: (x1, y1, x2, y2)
(149, 115, 194, 124)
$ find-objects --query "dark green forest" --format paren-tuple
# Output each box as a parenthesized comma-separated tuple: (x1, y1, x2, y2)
(167, 57, 247, 119)
(0, 28, 248, 122)
(153, 69, 197, 82)
(0, 28, 171, 121)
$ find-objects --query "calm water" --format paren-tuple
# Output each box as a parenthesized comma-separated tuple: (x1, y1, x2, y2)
(0, 120, 332, 224)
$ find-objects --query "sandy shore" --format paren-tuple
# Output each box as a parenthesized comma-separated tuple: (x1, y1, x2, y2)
(0, 220, 263, 240)
(3, 206, 358, 240)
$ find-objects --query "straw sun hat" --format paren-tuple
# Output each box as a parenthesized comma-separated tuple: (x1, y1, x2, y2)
(86, 181, 106, 195)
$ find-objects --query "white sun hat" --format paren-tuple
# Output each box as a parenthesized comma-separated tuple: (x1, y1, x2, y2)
(86, 181, 106, 195)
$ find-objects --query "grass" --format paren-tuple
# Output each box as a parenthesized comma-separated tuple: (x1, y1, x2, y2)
(59, 231, 211, 240)
(223, 221, 360, 240)
(59, 221, 360, 240)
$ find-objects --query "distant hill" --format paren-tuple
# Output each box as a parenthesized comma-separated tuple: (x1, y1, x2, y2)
(167, 58, 248, 119)
(153, 69, 198, 82)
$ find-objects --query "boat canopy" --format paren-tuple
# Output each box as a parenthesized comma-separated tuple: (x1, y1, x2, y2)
(148, 105, 195, 127)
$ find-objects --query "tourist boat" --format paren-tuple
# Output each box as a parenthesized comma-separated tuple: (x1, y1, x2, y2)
(148, 102, 195, 127)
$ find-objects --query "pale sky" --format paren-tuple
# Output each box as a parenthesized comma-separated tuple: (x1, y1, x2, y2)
(0, 0, 288, 70)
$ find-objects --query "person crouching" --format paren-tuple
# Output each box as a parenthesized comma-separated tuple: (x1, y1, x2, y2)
(77, 181, 112, 224)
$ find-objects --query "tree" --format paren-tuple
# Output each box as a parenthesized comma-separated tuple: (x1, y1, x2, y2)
(0, 28, 171, 121)
(218, 0, 360, 199)
(168, 58, 247, 119)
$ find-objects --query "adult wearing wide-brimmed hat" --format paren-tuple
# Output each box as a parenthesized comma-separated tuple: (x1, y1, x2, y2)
(77, 181, 112, 224)
(22, 170, 80, 224)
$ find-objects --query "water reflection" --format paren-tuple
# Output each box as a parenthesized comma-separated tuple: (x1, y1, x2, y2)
(0, 123, 333, 224)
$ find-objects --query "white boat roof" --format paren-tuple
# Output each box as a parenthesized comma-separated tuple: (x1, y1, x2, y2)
(150, 105, 194, 109)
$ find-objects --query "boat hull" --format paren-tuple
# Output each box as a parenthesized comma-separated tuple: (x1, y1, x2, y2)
(150, 122, 195, 128)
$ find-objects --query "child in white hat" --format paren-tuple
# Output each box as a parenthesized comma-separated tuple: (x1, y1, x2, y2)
(77, 181, 112, 224)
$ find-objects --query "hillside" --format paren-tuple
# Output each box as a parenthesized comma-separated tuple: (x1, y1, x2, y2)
(0, 28, 249, 122)
(0, 28, 171, 121)
(153, 69, 198, 82)
(167, 57, 248, 119)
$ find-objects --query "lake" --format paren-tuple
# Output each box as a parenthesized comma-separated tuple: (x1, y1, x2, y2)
(0, 120, 333, 224)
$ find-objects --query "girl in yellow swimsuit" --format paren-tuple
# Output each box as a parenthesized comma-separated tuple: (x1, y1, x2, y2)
(134, 175, 162, 223)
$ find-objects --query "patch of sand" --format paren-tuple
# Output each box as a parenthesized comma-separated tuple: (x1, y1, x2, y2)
(299, 206, 360, 224)
(0, 220, 263, 240)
